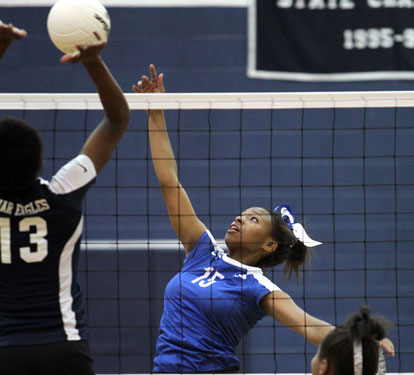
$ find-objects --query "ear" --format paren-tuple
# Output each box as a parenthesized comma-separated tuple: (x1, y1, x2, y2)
(262, 240, 277, 253)
(319, 358, 328, 375)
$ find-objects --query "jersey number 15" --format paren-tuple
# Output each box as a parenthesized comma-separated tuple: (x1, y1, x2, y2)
(0, 217, 48, 264)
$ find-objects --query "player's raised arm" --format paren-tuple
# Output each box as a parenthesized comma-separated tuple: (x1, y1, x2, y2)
(133, 64, 206, 254)
(0, 20, 26, 60)
(61, 42, 130, 174)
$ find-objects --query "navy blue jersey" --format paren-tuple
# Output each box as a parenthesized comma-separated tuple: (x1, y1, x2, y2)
(0, 154, 96, 347)
(153, 230, 280, 373)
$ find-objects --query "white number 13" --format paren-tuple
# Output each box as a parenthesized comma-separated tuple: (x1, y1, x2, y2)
(0, 217, 48, 264)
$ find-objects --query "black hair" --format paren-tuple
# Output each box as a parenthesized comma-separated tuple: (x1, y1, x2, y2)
(0, 116, 43, 192)
(318, 305, 389, 375)
(255, 208, 309, 279)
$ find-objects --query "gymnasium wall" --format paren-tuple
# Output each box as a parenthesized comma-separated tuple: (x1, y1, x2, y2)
(0, 3, 413, 374)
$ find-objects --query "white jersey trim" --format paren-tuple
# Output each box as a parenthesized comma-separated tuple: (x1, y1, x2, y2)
(59, 216, 83, 340)
(206, 230, 225, 257)
(221, 255, 280, 293)
(249, 272, 280, 293)
(222, 253, 263, 273)
(47, 154, 97, 195)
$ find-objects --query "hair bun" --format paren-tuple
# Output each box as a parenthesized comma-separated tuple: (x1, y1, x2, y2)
(346, 305, 388, 342)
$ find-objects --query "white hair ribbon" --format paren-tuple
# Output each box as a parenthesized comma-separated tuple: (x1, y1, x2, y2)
(353, 340, 363, 375)
(273, 205, 322, 248)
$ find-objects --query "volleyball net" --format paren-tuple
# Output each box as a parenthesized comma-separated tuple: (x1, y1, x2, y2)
(1, 91, 413, 374)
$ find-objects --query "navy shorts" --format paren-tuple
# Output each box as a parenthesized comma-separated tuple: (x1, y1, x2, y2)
(0, 340, 95, 375)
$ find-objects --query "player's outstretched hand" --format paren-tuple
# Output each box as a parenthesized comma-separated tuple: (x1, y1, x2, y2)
(132, 64, 165, 94)
(60, 41, 106, 64)
(380, 338, 395, 357)
(0, 20, 27, 59)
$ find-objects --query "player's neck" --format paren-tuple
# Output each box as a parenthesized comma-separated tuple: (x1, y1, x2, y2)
(227, 247, 261, 267)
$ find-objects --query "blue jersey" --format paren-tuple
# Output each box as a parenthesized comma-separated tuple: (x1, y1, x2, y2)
(0, 154, 96, 347)
(153, 230, 280, 373)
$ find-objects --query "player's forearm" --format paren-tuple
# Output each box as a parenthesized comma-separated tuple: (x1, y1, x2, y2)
(303, 316, 334, 345)
(83, 56, 130, 128)
(148, 110, 179, 185)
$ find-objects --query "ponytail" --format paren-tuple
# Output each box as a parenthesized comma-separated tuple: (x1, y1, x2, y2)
(255, 209, 309, 280)
(318, 305, 390, 375)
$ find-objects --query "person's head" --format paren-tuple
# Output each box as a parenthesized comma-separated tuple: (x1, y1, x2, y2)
(0, 116, 43, 192)
(224, 205, 319, 279)
(311, 305, 388, 375)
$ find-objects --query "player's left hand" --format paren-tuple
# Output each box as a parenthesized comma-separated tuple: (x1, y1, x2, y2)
(380, 338, 395, 357)
(60, 41, 106, 64)
(0, 20, 27, 59)
(132, 64, 165, 94)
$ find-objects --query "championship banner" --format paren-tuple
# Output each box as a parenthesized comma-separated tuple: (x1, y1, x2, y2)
(248, 0, 414, 81)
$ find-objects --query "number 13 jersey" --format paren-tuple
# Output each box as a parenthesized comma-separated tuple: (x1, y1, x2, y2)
(0, 154, 96, 347)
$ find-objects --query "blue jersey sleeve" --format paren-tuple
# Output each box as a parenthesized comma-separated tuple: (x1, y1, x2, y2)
(246, 271, 281, 310)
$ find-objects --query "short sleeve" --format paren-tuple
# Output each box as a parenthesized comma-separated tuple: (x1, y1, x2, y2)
(46, 154, 97, 210)
(247, 272, 281, 308)
(48, 154, 96, 195)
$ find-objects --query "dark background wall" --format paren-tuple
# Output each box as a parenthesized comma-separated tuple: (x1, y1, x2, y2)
(0, 4, 413, 374)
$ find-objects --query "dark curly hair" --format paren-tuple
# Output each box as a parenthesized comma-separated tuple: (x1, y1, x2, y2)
(255, 208, 309, 280)
(0, 116, 43, 192)
(318, 305, 389, 375)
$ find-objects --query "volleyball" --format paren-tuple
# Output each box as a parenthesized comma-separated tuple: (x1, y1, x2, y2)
(47, 0, 111, 54)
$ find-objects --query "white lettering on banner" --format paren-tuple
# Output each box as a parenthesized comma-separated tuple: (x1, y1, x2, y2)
(276, 0, 355, 9)
(191, 267, 225, 287)
(367, 0, 414, 8)
(343, 28, 414, 49)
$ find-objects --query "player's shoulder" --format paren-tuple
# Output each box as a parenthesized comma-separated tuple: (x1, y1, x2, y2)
(184, 230, 224, 265)
(247, 271, 280, 293)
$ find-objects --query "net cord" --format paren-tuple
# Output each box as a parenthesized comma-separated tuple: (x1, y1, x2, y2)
(1, 92, 414, 110)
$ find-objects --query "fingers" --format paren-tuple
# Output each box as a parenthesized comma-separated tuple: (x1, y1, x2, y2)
(77, 41, 106, 54)
(380, 338, 395, 357)
(12, 26, 27, 40)
(0, 22, 27, 40)
(60, 50, 80, 64)
(150, 64, 157, 81)
(141, 75, 151, 85)
(158, 73, 165, 91)
(60, 41, 106, 64)
(133, 64, 165, 93)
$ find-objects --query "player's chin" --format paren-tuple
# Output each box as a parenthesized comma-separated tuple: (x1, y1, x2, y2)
(224, 230, 240, 243)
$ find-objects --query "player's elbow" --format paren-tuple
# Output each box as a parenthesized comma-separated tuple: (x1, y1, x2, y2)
(105, 108, 130, 134)
(158, 174, 180, 189)
(113, 107, 131, 128)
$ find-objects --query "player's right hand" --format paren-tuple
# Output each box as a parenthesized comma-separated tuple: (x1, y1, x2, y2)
(0, 20, 27, 59)
(60, 41, 106, 64)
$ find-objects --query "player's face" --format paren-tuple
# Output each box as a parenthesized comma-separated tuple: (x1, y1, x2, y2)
(225, 207, 273, 251)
